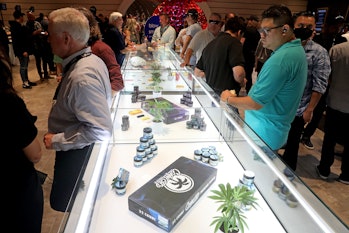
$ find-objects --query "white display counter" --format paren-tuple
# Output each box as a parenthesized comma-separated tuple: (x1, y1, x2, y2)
(59, 48, 348, 233)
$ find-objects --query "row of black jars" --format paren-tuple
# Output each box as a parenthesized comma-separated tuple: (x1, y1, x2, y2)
(134, 127, 158, 167)
(193, 146, 219, 166)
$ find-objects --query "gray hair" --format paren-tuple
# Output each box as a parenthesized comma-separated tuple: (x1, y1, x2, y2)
(109, 12, 123, 23)
(49, 7, 90, 46)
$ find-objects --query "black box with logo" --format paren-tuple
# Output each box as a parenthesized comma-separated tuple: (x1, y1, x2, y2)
(128, 156, 217, 232)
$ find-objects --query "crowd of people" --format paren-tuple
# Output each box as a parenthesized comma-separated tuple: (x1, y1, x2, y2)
(2, 3, 348, 233)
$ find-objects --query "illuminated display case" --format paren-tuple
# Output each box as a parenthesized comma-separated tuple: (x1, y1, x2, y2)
(59, 47, 348, 233)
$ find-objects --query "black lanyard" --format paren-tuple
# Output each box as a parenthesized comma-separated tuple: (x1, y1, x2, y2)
(160, 25, 169, 37)
(53, 52, 92, 100)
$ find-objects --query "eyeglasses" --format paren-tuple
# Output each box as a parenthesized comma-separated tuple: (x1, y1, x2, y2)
(258, 25, 284, 35)
(209, 20, 221, 25)
(295, 23, 314, 30)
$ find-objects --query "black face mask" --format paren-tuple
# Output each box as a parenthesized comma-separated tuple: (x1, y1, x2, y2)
(294, 27, 313, 41)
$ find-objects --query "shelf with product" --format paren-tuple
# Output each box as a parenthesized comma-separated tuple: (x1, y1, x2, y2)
(60, 47, 348, 233)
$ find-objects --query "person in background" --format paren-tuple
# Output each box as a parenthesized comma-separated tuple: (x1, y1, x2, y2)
(254, 38, 272, 75)
(89, 6, 106, 38)
(174, 20, 188, 54)
(0, 25, 9, 56)
(221, 12, 236, 32)
(316, 39, 349, 185)
(104, 12, 127, 65)
(44, 7, 113, 212)
(77, 7, 124, 94)
(26, 11, 49, 81)
(97, 13, 109, 37)
(180, 9, 202, 66)
(1, 40, 43, 233)
(241, 15, 261, 93)
(331, 15, 347, 46)
(10, 11, 36, 88)
(221, 4, 307, 151)
(281, 11, 330, 171)
(124, 17, 141, 45)
(40, 15, 56, 77)
(301, 24, 349, 150)
(151, 13, 176, 49)
(35, 12, 44, 23)
(53, 54, 63, 82)
(195, 16, 246, 99)
(181, 13, 223, 68)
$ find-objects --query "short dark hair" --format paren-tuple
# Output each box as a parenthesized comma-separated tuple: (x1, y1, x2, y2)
(159, 13, 170, 21)
(210, 12, 222, 21)
(225, 16, 246, 34)
(13, 11, 24, 19)
(224, 12, 237, 21)
(89, 6, 97, 15)
(293, 11, 316, 22)
(187, 9, 198, 21)
(261, 4, 293, 29)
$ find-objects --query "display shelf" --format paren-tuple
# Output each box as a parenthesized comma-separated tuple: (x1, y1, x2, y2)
(111, 94, 223, 143)
(121, 70, 191, 93)
(85, 142, 286, 233)
(60, 48, 348, 233)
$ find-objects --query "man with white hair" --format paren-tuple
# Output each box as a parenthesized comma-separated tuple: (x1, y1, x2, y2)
(44, 7, 113, 212)
(103, 12, 126, 65)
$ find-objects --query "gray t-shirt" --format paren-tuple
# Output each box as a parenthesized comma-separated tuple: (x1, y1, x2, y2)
(185, 23, 202, 65)
(188, 29, 215, 62)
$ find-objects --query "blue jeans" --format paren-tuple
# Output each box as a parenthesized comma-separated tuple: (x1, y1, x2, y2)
(18, 55, 29, 83)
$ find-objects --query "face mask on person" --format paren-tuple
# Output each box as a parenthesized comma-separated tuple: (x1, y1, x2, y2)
(294, 27, 313, 41)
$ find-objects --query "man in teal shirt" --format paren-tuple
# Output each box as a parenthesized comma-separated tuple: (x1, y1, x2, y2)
(221, 4, 307, 150)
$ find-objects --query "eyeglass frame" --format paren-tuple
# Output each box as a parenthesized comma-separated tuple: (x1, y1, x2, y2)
(258, 24, 284, 35)
(294, 23, 314, 30)
(208, 19, 221, 25)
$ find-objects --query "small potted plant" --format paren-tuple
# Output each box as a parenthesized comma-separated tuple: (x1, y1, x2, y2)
(150, 63, 162, 96)
(208, 183, 258, 233)
(142, 98, 172, 123)
(166, 67, 174, 81)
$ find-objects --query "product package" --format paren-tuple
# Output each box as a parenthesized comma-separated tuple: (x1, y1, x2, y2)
(141, 97, 189, 124)
(128, 156, 217, 232)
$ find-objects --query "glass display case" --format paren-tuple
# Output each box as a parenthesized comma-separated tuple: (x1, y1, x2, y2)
(59, 47, 348, 233)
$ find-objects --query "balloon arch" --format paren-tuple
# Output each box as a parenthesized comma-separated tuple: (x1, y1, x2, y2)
(152, 0, 207, 32)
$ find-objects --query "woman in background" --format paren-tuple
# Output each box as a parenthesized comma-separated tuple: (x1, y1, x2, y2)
(78, 7, 124, 95)
(0, 40, 43, 232)
(124, 17, 141, 45)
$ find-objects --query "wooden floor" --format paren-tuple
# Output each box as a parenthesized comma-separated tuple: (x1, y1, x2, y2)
(13, 57, 348, 232)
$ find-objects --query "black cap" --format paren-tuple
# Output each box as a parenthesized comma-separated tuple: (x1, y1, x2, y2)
(335, 15, 344, 21)
(247, 15, 259, 22)
(13, 11, 25, 19)
(187, 9, 198, 17)
(90, 6, 97, 14)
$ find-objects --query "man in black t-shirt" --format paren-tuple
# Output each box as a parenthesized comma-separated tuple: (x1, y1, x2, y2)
(195, 17, 246, 96)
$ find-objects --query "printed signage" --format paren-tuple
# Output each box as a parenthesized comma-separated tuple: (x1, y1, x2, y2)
(144, 15, 160, 41)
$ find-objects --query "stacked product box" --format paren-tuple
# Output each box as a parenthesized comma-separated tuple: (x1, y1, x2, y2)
(128, 156, 217, 232)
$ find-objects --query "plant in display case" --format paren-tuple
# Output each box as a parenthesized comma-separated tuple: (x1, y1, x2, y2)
(209, 183, 258, 233)
(150, 62, 162, 92)
(142, 98, 172, 123)
(166, 67, 174, 81)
